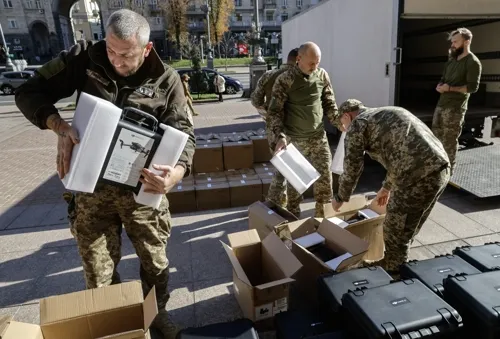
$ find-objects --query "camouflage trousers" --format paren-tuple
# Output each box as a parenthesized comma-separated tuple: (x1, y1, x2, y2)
(432, 106, 467, 175)
(287, 133, 333, 217)
(375, 165, 450, 272)
(67, 184, 172, 310)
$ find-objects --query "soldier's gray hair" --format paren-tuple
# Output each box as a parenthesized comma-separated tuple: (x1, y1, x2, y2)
(449, 27, 473, 41)
(106, 9, 150, 47)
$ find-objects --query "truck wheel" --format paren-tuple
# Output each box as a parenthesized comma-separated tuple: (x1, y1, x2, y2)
(1, 85, 14, 95)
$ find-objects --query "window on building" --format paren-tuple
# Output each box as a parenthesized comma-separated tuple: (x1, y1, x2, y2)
(134, 0, 143, 7)
(296, 0, 302, 6)
(235, 13, 242, 21)
(281, 13, 288, 21)
(155, 16, 161, 25)
(3, 0, 13, 8)
(8, 19, 18, 28)
(74, 3, 80, 10)
(25, 0, 33, 8)
(265, 13, 273, 21)
(234, 0, 241, 6)
(94, 33, 99, 40)
(281, 0, 287, 6)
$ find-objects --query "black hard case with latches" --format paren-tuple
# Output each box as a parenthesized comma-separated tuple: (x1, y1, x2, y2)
(274, 310, 347, 339)
(99, 107, 164, 194)
(453, 242, 500, 272)
(176, 318, 259, 339)
(443, 271, 500, 339)
(400, 254, 481, 296)
(341, 278, 463, 339)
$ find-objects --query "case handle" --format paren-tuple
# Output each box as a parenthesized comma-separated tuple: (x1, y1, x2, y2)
(381, 322, 403, 339)
(121, 107, 159, 132)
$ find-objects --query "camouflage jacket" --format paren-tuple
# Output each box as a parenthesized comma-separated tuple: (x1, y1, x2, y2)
(337, 106, 450, 202)
(266, 65, 341, 144)
(15, 40, 195, 176)
(250, 64, 293, 112)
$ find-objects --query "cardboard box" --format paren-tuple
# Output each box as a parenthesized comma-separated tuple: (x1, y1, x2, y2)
(219, 132, 248, 142)
(196, 182, 231, 210)
(248, 201, 298, 240)
(229, 179, 263, 207)
(225, 169, 260, 181)
(178, 175, 194, 186)
(196, 139, 222, 145)
(194, 172, 228, 184)
(254, 163, 275, 174)
(223, 141, 254, 170)
(287, 218, 369, 301)
(261, 177, 273, 201)
(0, 281, 157, 339)
(193, 143, 224, 173)
(221, 229, 302, 322)
(323, 194, 386, 262)
(250, 135, 272, 163)
(167, 183, 196, 214)
(257, 171, 275, 180)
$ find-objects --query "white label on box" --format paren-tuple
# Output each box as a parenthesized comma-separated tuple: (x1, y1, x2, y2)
(273, 298, 288, 315)
(267, 210, 274, 215)
(204, 144, 208, 147)
(207, 184, 212, 188)
(207, 177, 212, 181)
(242, 174, 247, 178)
(232, 132, 237, 134)
(255, 303, 273, 321)
(241, 180, 246, 184)
(207, 140, 212, 143)
(325, 252, 353, 270)
(327, 217, 349, 229)
(177, 185, 182, 190)
(263, 163, 268, 166)
(267, 172, 273, 176)
(102, 128, 154, 186)
(264, 167, 269, 171)
(238, 141, 242, 144)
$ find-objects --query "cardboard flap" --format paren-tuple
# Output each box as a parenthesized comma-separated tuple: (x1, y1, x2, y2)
(1, 321, 43, 339)
(221, 241, 252, 286)
(262, 232, 302, 277)
(96, 329, 146, 339)
(323, 194, 369, 217)
(318, 219, 369, 256)
(142, 286, 158, 330)
(255, 277, 295, 290)
(0, 315, 12, 337)
(248, 201, 288, 226)
(228, 229, 261, 248)
(287, 218, 320, 239)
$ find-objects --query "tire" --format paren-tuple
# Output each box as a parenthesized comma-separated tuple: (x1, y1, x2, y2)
(1, 85, 14, 95)
(225, 85, 237, 94)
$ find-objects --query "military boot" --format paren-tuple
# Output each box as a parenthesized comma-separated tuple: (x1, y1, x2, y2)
(151, 309, 181, 339)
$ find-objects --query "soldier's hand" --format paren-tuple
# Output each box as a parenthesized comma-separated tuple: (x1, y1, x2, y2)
(375, 187, 390, 207)
(53, 118, 79, 179)
(140, 164, 185, 194)
(332, 199, 344, 212)
(274, 137, 287, 155)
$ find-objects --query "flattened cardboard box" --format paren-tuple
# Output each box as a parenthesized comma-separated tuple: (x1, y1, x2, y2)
(223, 141, 254, 170)
(229, 179, 263, 207)
(250, 135, 272, 163)
(221, 229, 302, 322)
(195, 182, 231, 210)
(322, 193, 385, 262)
(193, 143, 223, 173)
(167, 183, 196, 214)
(0, 281, 157, 339)
(248, 201, 298, 240)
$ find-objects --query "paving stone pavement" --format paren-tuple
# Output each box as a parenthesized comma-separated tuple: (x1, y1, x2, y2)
(0, 98, 499, 335)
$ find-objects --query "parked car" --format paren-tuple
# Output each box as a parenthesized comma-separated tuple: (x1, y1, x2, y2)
(177, 68, 243, 94)
(0, 71, 34, 95)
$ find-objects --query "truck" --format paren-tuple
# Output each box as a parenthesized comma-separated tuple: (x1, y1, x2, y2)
(282, 0, 500, 198)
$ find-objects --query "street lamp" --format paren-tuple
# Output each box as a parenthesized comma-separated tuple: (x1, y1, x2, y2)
(0, 23, 14, 71)
(251, 0, 265, 65)
(200, 2, 214, 69)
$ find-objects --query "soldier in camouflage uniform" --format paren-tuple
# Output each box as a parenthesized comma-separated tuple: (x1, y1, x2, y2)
(267, 42, 343, 218)
(251, 48, 299, 209)
(432, 28, 482, 175)
(332, 99, 450, 275)
(15, 9, 195, 339)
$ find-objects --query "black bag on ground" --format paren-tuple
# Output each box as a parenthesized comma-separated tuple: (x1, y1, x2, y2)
(176, 319, 259, 339)
(443, 271, 500, 339)
(341, 279, 463, 338)
(453, 242, 500, 272)
(400, 255, 481, 296)
(274, 310, 347, 339)
(318, 266, 393, 315)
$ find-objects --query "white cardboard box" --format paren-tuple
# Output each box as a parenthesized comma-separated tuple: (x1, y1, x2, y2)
(270, 144, 320, 195)
(61, 92, 122, 193)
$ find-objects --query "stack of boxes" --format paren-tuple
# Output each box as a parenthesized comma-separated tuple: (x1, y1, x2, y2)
(167, 129, 314, 213)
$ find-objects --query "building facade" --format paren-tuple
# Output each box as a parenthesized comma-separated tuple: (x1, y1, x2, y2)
(71, 0, 103, 41)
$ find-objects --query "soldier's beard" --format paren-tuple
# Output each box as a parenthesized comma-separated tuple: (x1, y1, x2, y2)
(449, 46, 464, 58)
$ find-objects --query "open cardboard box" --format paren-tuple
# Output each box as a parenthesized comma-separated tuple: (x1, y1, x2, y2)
(221, 229, 302, 322)
(0, 281, 157, 339)
(322, 193, 386, 262)
(248, 201, 298, 240)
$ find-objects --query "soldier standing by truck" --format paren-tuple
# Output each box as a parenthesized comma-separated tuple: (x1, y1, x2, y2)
(433, 27, 482, 175)
(251, 47, 299, 209)
(267, 42, 343, 218)
(333, 99, 450, 276)
(15, 9, 195, 339)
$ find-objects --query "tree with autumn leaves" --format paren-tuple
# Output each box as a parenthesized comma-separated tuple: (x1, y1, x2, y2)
(206, 0, 234, 58)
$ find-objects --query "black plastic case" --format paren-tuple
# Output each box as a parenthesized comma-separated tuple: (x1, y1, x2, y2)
(176, 318, 259, 339)
(443, 271, 500, 339)
(453, 242, 500, 272)
(318, 266, 393, 313)
(274, 310, 347, 339)
(341, 279, 463, 339)
(400, 254, 481, 296)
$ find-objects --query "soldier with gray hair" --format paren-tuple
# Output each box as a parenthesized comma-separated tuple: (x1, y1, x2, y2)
(15, 8, 195, 339)
(332, 99, 450, 276)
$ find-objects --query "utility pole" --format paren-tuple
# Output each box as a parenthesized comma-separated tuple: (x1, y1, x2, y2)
(201, 2, 214, 69)
(245, 0, 267, 97)
(0, 23, 15, 71)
